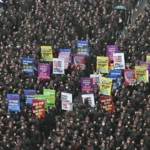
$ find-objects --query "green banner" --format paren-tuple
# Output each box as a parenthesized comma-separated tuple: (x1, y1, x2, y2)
(43, 89, 55, 107)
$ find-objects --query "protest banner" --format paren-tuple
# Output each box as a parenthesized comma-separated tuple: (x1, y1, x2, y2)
(113, 53, 125, 69)
(100, 77, 112, 96)
(73, 54, 85, 69)
(90, 74, 101, 87)
(100, 96, 114, 112)
(60, 49, 72, 64)
(24, 90, 36, 106)
(80, 78, 94, 92)
(96, 56, 109, 73)
(124, 69, 136, 85)
(76, 40, 88, 56)
(53, 58, 65, 74)
(107, 45, 118, 61)
(32, 99, 45, 118)
(43, 89, 55, 107)
(105, 75, 118, 90)
(81, 94, 95, 107)
(34, 95, 47, 111)
(140, 61, 150, 76)
(146, 55, 150, 63)
(22, 58, 34, 74)
(7, 94, 20, 112)
(110, 69, 122, 76)
(38, 63, 50, 79)
(58, 52, 70, 69)
(135, 66, 147, 83)
(41, 46, 53, 61)
(61, 92, 73, 111)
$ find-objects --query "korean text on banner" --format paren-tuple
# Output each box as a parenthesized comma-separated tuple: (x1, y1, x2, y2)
(100, 96, 114, 112)
(7, 94, 20, 112)
(76, 40, 89, 56)
(32, 99, 45, 118)
(124, 69, 136, 85)
(22, 58, 34, 74)
(24, 90, 36, 106)
(60, 49, 72, 64)
(43, 89, 55, 107)
(61, 92, 73, 111)
(140, 61, 150, 76)
(58, 52, 70, 69)
(96, 56, 109, 73)
(41, 46, 53, 61)
(80, 78, 94, 92)
(105, 75, 118, 90)
(135, 66, 147, 83)
(38, 63, 50, 79)
(53, 58, 65, 74)
(113, 53, 125, 69)
(146, 55, 150, 63)
(107, 45, 118, 61)
(81, 94, 95, 107)
(100, 77, 112, 96)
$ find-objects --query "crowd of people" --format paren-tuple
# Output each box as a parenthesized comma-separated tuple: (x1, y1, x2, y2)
(0, 0, 150, 150)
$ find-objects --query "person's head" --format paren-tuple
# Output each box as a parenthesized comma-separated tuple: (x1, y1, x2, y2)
(127, 137, 131, 144)
(50, 142, 55, 149)
(140, 139, 144, 145)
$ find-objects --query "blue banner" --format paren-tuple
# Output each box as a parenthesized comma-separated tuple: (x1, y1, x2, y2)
(105, 75, 118, 90)
(24, 90, 36, 106)
(110, 69, 122, 76)
(22, 58, 34, 74)
(76, 40, 89, 56)
(7, 94, 20, 112)
(60, 49, 72, 64)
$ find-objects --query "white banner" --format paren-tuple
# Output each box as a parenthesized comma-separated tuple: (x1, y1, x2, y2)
(90, 74, 101, 87)
(81, 94, 95, 107)
(61, 92, 73, 111)
(113, 53, 125, 69)
(53, 58, 65, 74)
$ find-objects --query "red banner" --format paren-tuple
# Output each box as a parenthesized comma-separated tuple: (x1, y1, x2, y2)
(32, 99, 45, 118)
(124, 69, 136, 85)
(100, 96, 114, 112)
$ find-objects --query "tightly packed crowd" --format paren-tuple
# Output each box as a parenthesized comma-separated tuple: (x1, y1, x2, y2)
(0, 0, 150, 150)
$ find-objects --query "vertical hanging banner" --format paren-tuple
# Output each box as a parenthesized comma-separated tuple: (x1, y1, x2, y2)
(32, 99, 45, 118)
(81, 94, 95, 107)
(80, 78, 94, 92)
(43, 89, 55, 107)
(41, 46, 53, 61)
(76, 40, 89, 56)
(53, 58, 65, 74)
(107, 45, 118, 61)
(124, 69, 136, 85)
(96, 56, 109, 73)
(146, 55, 150, 63)
(7, 94, 20, 112)
(113, 53, 125, 69)
(100, 77, 112, 96)
(58, 52, 70, 69)
(60, 49, 72, 64)
(22, 58, 34, 74)
(140, 61, 150, 76)
(135, 66, 147, 83)
(38, 63, 50, 79)
(100, 96, 114, 112)
(24, 90, 36, 106)
(90, 74, 101, 87)
(61, 92, 73, 111)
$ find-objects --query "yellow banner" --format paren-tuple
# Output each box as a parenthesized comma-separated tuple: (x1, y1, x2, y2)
(41, 46, 53, 61)
(96, 56, 108, 73)
(135, 66, 147, 82)
(100, 77, 112, 96)
(146, 55, 150, 63)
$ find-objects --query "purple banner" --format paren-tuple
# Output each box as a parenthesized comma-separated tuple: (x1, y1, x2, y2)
(80, 78, 93, 92)
(38, 63, 50, 79)
(140, 61, 150, 76)
(107, 45, 118, 61)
